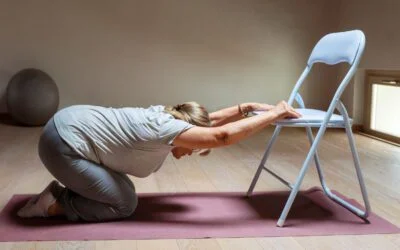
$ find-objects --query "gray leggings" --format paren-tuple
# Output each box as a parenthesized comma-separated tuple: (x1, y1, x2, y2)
(38, 118, 138, 222)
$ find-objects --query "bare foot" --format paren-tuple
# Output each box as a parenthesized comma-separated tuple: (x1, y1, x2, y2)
(17, 181, 61, 218)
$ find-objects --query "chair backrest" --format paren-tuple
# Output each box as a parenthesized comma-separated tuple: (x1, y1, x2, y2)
(288, 30, 366, 110)
(307, 30, 365, 66)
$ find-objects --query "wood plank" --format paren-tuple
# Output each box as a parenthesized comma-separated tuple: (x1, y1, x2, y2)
(136, 240, 180, 250)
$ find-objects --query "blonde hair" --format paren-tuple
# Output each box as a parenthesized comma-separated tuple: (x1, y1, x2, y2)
(164, 101, 211, 156)
(164, 101, 211, 127)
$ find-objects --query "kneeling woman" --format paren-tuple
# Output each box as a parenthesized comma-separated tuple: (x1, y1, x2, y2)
(17, 101, 300, 222)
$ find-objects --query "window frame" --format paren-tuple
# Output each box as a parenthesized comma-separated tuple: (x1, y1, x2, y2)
(363, 70, 400, 145)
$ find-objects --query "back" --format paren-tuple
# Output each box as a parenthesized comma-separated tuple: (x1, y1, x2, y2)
(53, 105, 193, 177)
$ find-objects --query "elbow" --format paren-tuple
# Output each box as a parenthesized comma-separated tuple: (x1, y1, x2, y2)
(214, 128, 233, 147)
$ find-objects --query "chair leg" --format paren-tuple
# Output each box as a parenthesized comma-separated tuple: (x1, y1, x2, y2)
(342, 115, 371, 219)
(298, 93, 331, 193)
(341, 119, 371, 217)
(247, 126, 282, 197)
(319, 102, 371, 218)
(305, 125, 370, 219)
(305, 127, 330, 193)
(276, 131, 323, 227)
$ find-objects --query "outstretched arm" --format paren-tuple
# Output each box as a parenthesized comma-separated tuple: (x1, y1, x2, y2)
(209, 102, 275, 127)
(173, 101, 301, 149)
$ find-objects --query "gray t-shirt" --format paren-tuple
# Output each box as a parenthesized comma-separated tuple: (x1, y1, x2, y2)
(53, 105, 194, 177)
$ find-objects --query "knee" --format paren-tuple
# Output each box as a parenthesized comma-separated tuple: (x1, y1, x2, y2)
(116, 192, 138, 218)
(124, 192, 138, 216)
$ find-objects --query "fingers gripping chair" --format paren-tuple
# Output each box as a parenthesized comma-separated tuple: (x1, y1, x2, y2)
(247, 30, 371, 227)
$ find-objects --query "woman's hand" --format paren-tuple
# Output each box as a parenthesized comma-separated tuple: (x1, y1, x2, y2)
(272, 101, 301, 119)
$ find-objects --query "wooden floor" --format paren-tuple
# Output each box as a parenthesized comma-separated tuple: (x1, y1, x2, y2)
(0, 122, 399, 250)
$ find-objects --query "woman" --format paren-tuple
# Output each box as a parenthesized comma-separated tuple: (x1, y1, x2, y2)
(17, 100, 300, 222)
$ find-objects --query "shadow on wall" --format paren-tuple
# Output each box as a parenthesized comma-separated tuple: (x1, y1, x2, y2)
(0, 69, 13, 113)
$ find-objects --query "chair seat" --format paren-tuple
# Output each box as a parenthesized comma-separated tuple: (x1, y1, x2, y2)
(254, 108, 352, 128)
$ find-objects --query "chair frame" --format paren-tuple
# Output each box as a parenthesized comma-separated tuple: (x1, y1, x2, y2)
(246, 30, 371, 227)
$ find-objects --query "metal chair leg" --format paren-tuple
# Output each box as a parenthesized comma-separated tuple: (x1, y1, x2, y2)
(276, 129, 325, 227)
(334, 102, 371, 218)
(302, 99, 370, 219)
(297, 93, 330, 193)
(247, 126, 282, 197)
(305, 127, 330, 193)
(306, 125, 370, 219)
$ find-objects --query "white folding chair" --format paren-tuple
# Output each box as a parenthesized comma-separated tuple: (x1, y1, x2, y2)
(247, 30, 371, 227)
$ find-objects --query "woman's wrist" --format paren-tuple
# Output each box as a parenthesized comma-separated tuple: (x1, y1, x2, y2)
(238, 102, 275, 117)
(241, 103, 257, 112)
(238, 103, 261, 117)
(238, 104, 248, 117)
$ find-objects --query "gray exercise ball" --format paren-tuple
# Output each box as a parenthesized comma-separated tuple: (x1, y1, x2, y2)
(6, 68, 59, 126)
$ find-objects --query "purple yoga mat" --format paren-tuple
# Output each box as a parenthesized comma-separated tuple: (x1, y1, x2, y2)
(0, 187, 399, 241)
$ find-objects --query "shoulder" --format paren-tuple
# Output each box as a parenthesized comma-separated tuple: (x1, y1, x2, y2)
(147, 105, 165, 112)
(144, 105, 181, 125)
(145, 105, 195, 144)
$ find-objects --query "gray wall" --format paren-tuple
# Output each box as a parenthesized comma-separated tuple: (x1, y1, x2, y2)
(338, 0, 400, 123)
(0, 0, 340, 113)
